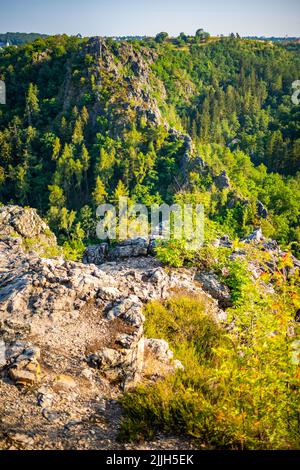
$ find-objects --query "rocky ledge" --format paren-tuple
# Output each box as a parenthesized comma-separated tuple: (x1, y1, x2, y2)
(1, 206, 297, 449)
(0, 206, 220, 450)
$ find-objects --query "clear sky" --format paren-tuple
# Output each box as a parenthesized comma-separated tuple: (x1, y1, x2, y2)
(0, 0, 299, 37)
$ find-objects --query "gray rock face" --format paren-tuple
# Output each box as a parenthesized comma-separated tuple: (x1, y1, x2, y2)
(257, 201, 268, 219)
(0, 205, 57, 254)
(0, 239, 142, 389)
(215, 170, 230, 190)
(227, 231, 300, 284)
(195, 272, 232, 308)
(83, 243, 108, 265)
(108, 238, 149, 260)
(0, 207, 219, 395)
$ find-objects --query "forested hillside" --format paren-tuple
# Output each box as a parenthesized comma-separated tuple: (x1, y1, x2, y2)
(0, 34, 299, 256)
(0, 33, 300, 451)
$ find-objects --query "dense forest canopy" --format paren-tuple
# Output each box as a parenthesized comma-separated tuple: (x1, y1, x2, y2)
(0, 34, 299, 256)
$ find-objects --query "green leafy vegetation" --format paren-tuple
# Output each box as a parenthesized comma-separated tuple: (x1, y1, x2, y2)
(120, 278, 300, 448)
(0, 34, 299, 254)
(153, 39, 300, 175)
(0, 31, 299, 450)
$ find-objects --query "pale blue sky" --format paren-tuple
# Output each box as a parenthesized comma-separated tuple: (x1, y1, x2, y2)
(0, 0, 299, 37)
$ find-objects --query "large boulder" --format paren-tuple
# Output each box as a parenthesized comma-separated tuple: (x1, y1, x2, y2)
(195, 272, 232, 308)
(83, 237, 151, 264)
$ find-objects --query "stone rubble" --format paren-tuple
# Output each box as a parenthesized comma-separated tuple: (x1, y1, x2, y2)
(0, 206, 222, 450)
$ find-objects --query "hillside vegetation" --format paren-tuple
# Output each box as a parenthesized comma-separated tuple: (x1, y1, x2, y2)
(0, 35, 299, 255)
(0, 34, 299, 450)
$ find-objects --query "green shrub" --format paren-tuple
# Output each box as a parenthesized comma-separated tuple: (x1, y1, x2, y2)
(119, 294, 300, 449)
(62, 238, 85, 261)
(155, 240, 191, 268)
(222, 259, 252, 305)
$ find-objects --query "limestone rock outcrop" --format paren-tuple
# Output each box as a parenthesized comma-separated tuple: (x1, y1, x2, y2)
(0, 205, 57, 255)
(83, 237, 152, 264)
(0, 207, 222, 449)
(0, 207, 219, 397)
(195, 271, 232, 308)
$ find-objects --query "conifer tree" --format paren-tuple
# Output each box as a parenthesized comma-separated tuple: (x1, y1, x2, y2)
(111, 180, 129, 204)
(92, 176, 107, 206)
(25, 83, 39, 124)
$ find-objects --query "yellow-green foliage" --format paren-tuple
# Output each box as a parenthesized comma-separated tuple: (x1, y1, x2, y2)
(22, 237, 61, 258)
(155, 240, 189, 267)
(62, 239, 85, 261)
(120, 291, 300, 449)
